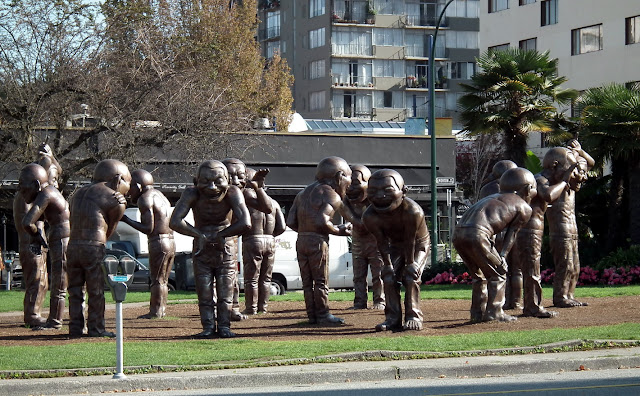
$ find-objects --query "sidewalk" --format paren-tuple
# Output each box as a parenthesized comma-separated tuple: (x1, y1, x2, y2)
(1, 344, 640, 395)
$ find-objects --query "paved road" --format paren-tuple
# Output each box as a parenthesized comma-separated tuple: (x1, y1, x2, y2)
(2, 345, 640, 395)
(93, 367, 640, 396)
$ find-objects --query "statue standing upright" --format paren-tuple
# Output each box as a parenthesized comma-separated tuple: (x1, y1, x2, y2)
(121, 169, 176, 319)
(20, 163, 70, 330)
(170, 160, 251, 338)
(241, 167, 286, 314)
(67, 160, 131, 337)
(286, 156, 353, 325)
(14, 142, 62, 328)
(344, 164, 385, 310)
(362, 169, 430, 331)
(222, 158, 274, 320)
(453, 168, 536, 322)
(548, 140, 594, 308)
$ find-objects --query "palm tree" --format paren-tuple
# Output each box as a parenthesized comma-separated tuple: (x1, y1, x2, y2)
(578, 83, 640, 248)
(458, 49, 578, 166)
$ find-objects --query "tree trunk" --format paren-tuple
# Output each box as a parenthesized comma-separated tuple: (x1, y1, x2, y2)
(502, 129, 528, 167)
(606, 159, 628, 252)
(628, 154, 640, 245)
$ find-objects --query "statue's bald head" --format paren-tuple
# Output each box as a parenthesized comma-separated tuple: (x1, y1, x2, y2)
(131, 169, 154, 188)
(350, 164, 371, 182)
(315, 156, 350, 182)
(370, 168, 405, 191)
(196, 160, 228, 180)
(492, 160, 517, 179)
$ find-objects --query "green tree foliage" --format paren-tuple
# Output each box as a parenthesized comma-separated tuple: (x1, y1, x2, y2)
(0, 0, 294, 186)
(578, 83, 640, 247)
(458, 49, 577, 166)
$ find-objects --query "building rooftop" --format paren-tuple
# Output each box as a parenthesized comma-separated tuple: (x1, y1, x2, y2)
(305, 119, 406, 134)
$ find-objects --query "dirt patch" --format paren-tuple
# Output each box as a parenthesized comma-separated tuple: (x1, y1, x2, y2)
(2, 294, 640, 346)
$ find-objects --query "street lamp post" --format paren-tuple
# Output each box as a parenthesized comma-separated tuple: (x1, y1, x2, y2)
(2, 214, 7, 290)
(429, 0, 455, 268)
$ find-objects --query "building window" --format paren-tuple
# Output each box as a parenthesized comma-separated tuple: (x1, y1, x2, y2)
(571, 24, 603, 55)
(488, 43, 510, 52)
(626, 16, 640, 45)
(310, 91, 326, 111)
(372, 0, 403, 14)
(266, 10, 280, 39)
(373, 60, 404, 78)
(266, 41, 280, 58)
(448, 62, 476, 79)
(383, 91, 393, 108)
(444, 31, 479, 49)
(333, 91, 372, 118)
(332, 28, 372, 55)
(333, 59, 372, 86)
(373, 28, 403, 46)
(541, 0, 557, 26)
(309, 27, 325, 49)
(488, 0, 508, 13)
(519, 38, 537, 50)
(310, 59, 326, 80)
(309, 0, 325, 18)
(519, 0, 535, 5)
(445, 0, 480, 19)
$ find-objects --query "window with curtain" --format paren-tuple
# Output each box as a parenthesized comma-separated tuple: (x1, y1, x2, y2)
(445, 31, 478, 49)
(571, 24, 603, 55)
(489, 0, 508, 13)
(541, 0, 558, 26)
(332, 28, 372, 55)
(310, 91, 326, 111)
(373, 60, 404, 78)
(519, 37, 537, 50)
(310, 27, 326, 48)
(626, 15, 640, 45)
(310, 59, 326, 79)
(373, 28, 403, 46)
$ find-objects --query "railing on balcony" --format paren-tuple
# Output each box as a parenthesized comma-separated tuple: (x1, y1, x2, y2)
(264, 25, 280, 40)
(332, 75, 373, 87)
(332, 1, 370, 24)
(331, 107, 375, 120)
(259, 0, 280, 10)
(331, 44, 373, 56)
(405, 44, 446, 58)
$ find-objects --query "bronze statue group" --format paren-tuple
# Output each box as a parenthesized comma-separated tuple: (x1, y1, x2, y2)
(14, 140, 591, 338)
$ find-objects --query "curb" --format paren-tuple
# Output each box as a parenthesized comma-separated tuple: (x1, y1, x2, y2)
(1, 342, 640, 395)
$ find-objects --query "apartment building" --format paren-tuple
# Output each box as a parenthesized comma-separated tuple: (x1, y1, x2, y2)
(480, 0, 640, 153)
(257, 0, 480, 129)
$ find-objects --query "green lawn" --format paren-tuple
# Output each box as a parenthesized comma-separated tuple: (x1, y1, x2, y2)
(0, 323, 638, 372)
(1, 285, 639, 376)
(1, 285, 639, 313)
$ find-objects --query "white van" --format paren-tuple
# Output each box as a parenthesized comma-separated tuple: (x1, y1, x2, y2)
(238, 228, 359, 294)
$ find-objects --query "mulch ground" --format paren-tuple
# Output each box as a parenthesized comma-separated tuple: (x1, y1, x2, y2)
(2, 294, 640, 346)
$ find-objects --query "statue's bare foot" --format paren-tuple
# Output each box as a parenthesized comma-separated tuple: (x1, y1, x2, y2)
(372, 303, 385, 310)
(523, 309, 558, 318)
(483, 313, 518, 322)
(317, 314, 345, 325)
(403, 319, 423, 331)
(218, 328, 236, 338)
(230, 311, 248, 321)
(375, 320, 401, 332)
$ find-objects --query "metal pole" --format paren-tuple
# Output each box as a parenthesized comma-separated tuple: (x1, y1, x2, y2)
(113, 301, 126, 379)
(2, 214, 7, 290)
(429, 0, 456, 268)
(428, 34, 438, 267)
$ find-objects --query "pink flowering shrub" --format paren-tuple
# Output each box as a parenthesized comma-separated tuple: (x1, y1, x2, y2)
(424, 266, 640, 286)
(424, 270, 472, 285)
(536, 266, 640, 286)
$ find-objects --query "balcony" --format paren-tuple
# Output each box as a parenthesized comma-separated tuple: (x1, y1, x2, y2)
(331, 44, 373, 57)
(405, 14, 449, 28)
(331, 107, 375, 120)
(259, 0, 280, 10)
(405, 44, 446, 59)
(332, 75, 373, 88)
(332, 1, 373, 24)
(260, 25, 280, 41)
